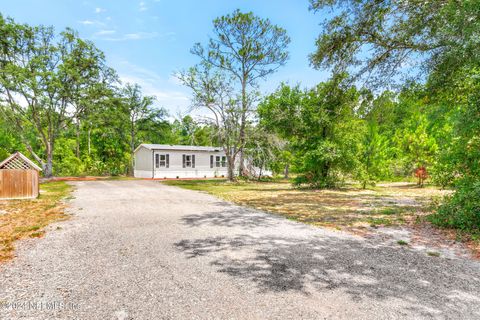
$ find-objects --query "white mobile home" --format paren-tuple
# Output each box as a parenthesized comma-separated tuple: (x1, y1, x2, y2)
(134, 144, 231, 179)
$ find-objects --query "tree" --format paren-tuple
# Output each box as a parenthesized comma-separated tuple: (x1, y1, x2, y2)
(191, 10, 290, 176)
(258, 83, 302, 178)
(177, 63, 242, 181)
(244, 126, 284, 179)
(0, 16, 112, 177)
(259, 76, 361, 188)
(309, 0, 480, 87)
(171, 115, 216, 146)
(356, 122, 390, 189)
(121, 83, 165, 175)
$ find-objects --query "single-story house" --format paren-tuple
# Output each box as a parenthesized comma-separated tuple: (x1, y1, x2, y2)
(134, 144, 233, 179)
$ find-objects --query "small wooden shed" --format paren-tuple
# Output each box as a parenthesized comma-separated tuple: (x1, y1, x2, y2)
(0, 152, 42, 200)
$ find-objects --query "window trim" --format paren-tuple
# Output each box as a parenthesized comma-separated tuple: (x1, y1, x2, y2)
(155, 153, 169, 169)
(183, 154, 195, 168)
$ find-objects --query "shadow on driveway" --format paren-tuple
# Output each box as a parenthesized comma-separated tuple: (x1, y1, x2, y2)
(176, 204, 480, 318)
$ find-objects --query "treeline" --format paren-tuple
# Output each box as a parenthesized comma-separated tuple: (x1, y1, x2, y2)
(0, 15, 217, 177)
(258, 77, 443, 189)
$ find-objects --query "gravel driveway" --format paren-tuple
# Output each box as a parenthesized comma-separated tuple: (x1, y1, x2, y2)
(1, 180, 479, 319)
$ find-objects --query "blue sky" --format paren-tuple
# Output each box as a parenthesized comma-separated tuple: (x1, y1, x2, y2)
(1, 0, 331, 115)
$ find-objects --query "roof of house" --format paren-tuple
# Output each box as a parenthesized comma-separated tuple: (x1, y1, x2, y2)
(134, 144, 223, 153)
(0, 151, 42, 171)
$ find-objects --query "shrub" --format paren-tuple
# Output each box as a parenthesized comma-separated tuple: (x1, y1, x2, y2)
(429, 178, 480, 233)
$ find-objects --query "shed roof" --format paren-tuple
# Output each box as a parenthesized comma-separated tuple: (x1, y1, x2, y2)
(135, 144, 223, 153)
(0, 152, 42, 171)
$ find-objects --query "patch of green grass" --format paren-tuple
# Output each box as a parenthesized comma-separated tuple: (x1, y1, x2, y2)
(397, 240, 409, 246)
(14, 225, 41, 232)
(162, 179, 228, 192)
(368, 217, 395, 227)
(427, 251, 440, 257)
(29, 231, 44, 238)
(378, 208, 399, 215)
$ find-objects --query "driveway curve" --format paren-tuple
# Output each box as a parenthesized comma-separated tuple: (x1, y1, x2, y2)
(1, 180, 479, 319)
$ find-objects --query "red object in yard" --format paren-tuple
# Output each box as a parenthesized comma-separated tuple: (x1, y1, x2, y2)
(415, 166, 428, 186)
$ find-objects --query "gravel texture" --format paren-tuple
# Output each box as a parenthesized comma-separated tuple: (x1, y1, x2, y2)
(1, 180, 480, 319)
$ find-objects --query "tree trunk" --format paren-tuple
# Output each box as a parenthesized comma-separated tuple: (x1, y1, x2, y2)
(44, 143, 54, 178)
(257, 159, 264, 181)
(25, 145, 45, 169)
(284, 163, 289, 179)
(87, 127, 91, 155)
(129, 121, 135, 176)
(226, 154, 236, 182)
(238, 78, 247, 177)
(75, 119, 80, 158)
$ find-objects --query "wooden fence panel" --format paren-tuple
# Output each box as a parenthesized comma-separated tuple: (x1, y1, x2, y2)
(0, 170, 39, 199)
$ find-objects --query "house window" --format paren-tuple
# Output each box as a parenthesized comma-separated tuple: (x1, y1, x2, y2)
(155, 154, 169, 168)
(216, 156, 227, 167)
(159, 155, 166, 167)
(183, 154, 195, 168)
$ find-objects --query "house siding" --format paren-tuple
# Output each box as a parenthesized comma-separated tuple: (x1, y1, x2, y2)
(134, 146, 153, 178)
(151, 149, 228, 178)
(133, 145, 230, 178)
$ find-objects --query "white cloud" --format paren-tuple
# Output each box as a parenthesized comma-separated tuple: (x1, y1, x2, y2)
(93, 31, 158, 41)
(78, 19, 107, 27)
(139, 1, 147, 12)
(124, 32, 157, 40)
(93, 30, 116, 36)
(79, 20, 95, 25)
(94, 7, 106, 14)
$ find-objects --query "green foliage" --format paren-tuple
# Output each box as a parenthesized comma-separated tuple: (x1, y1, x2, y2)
(259, 75, 361, 188)
(53, 138, 83, 176)
(356, 122, 390, 188)
(430, 179, 480, 233)
(308, 0, 480, 233)
(309, 0, 480, 86)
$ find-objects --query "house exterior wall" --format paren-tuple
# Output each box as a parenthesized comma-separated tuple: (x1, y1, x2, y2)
(134, 147, 230, 178)
(133, 146, 153, 178)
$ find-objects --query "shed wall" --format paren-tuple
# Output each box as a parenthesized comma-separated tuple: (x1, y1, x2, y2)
(0, 169, 39, 199)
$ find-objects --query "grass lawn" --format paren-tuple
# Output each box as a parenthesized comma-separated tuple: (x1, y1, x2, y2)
(163, 179, 449, 231)
(0, 181, 72, 262)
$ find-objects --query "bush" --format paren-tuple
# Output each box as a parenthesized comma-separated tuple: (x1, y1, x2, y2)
(430, 161, 457, 189)
(429, 179, 480, 233)
(293, 171, 344, 189)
